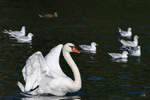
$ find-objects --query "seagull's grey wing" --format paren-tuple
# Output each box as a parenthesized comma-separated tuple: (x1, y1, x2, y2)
(108, 53, 122, 59)
(79, 45, 91, 50)
(120, 39, 133, 45)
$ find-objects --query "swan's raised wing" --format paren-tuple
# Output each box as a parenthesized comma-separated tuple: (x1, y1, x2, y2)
(22, 51, 48, 92)
(45, 44, 66, 77)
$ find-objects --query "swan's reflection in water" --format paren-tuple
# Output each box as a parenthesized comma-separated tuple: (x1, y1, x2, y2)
(21, 95, 80, 100)
(80, 50, 96, 54)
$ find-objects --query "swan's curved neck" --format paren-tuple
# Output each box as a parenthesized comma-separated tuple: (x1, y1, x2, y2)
(63, 49, 81, 91)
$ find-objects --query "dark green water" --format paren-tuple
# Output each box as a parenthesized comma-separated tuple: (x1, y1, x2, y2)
(0, 0, 150, 100)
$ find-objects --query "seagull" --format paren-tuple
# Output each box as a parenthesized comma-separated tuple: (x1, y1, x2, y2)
(16, 33, 33, 43)
(112, 58, 128, 63)
(128, 46, 141, 56)
(3, 26, 26, 38)
(108, 51, 129, 59)
(119, 35, 139, 47)
(79, 42, 97, 53)
(119, 27, 132, 37)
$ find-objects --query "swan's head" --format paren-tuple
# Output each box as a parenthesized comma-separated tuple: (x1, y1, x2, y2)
(64, 43, 80, 53)
(128, 27, 132, 31)
(123, 51, 129, 55)
(91, 42, 97, 46)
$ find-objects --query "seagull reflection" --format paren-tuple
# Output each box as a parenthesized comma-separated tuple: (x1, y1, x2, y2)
(21, 95, 80, 100)
(80, 50, 96, 54)
(111, 58, 128, 63)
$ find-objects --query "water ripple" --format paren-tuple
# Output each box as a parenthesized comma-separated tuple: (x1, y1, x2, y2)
(88, 77, 103, 81)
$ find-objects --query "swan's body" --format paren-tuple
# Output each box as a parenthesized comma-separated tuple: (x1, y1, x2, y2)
(120, 35, 139, 47)
(17, 43, 81, 96)
(119, 27, 132, 37)
(79, 42, 97, 52)
(108, 51, 128, 59)
(16, 33, 33, 43)
(3, 26, 26, 38)
(128, 46, 141, 56)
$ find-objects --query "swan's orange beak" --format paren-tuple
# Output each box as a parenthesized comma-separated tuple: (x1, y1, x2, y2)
(72, 47, 80, 53)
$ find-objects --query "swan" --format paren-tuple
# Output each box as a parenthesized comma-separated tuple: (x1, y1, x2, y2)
(119, 35, 139, 47)
(17, 43, 81, 96)
(79, 42, 97, 53)
(3, 26, 26, 38)
(128, 46, 141, 56)
(118, 27, 132, 37)
(108, 51, 129, 59)
(16, 33, 33, 43)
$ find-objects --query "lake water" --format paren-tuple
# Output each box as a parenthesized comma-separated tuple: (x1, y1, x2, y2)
(0, 0, 150, 100)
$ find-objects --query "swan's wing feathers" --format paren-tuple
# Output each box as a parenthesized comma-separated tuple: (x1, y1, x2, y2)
(23, 51, 41, 77)
(45, 44, 66, 77)
(22, 51, 47, 91)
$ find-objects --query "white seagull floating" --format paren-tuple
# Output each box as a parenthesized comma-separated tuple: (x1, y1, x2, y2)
(119, 35, 139, 47)
(108, 51, 129, 59)
(3, 26, 26, 38)
(128, 46, 141, 57)
(17, 43, 81, 96)
(79, 42, 97, 53)
(119, 27, 132, 37)
(16, 33, 33, 43)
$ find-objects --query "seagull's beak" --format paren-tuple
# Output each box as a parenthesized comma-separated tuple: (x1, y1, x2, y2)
(72, 47, 80, 53)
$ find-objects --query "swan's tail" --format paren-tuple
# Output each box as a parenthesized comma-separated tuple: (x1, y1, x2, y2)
(17, 81, 25, 92)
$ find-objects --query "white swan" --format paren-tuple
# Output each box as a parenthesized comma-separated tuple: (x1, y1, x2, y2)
(79, 42, 97, 53)
(119, 35, 139, 47)
(17, 43, 81, 96)
(118, 27, 132, 37)
(108, 51, 129, 59)
(16, 33, 33, 43)
(3, 26, 26, 38)
(128, 46, 141, 56)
